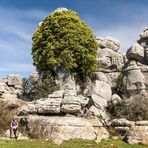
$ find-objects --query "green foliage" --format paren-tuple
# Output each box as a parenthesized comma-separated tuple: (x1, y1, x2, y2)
(0, 101, 12, 135)
(107, 95, 148, 121)
(32, 9, 98, 78)
(22, 77, 59, 101)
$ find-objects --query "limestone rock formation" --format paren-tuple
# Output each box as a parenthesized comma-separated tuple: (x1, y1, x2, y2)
(126, 126, 148, 145)
(91, 80, 112, 109)
(0, 75, 23, 96)
(2, 24, 148, 145)
(126, 43, 144, 62)
(19, 115, 109, 145)
(97, 37, 120, 52)
(19, 90, 89, 115)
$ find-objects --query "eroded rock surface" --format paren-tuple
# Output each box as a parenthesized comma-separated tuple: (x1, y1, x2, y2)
(19, 115, 109, 145)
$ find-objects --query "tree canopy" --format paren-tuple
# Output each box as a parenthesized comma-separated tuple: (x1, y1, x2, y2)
(32, 8, 98, 79)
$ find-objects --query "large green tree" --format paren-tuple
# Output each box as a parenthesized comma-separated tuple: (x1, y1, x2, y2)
(32, 8, 98, 79)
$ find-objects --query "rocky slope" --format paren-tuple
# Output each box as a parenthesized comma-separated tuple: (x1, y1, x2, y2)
(0, 26, 148, 145)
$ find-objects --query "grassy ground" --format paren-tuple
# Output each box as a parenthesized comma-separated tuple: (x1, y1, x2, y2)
(0, 139, 148, 148)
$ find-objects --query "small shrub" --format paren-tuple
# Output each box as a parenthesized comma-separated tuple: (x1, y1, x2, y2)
(0, 101, 12, 135)
(22, 77, 59, 101)
(106, 95, 148, 121)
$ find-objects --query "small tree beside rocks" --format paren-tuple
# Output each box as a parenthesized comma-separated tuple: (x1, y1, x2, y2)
(107, 94, 148, 121)
(32, 8, 98, 81)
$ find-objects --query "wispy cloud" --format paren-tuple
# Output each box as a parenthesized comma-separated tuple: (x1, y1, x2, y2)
(0, 6, 48, 78)
(0, 63, 35, 72)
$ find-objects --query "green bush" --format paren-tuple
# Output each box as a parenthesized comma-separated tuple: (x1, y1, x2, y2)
(106, 95, 148, 121)
(22, 77, 59, 101)
(0, 101, 12, 135)
(32, 8, 98, 79)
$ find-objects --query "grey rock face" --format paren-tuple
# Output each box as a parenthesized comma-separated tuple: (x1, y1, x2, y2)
(0, 82, 10, 94)
(0, 75, 23, 95)
(19, 115, 109, 144)
(140, 26, 148, 40)
(91, 80, 112, 110)
(126, 126, 148, 145)
(111, 94, 122, 105)
(122, 61, 145, 94)
(97, 48, 124, 72)
(111, 118, 148, 145)
(19, 89, 89, 115)
(19, 90, 64, 115)
(111, 118, 135, 127)
(126, 43, 144, 61)
(97, 37, 120, 52)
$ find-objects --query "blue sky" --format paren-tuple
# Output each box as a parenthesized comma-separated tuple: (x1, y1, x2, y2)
(0, 0, 148, 78)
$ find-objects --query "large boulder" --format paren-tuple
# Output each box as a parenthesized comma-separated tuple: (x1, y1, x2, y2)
(19, 115, 109, 144)
(91, 80, 112, 109)
(0, 82, 10, 95)
(122, 61, 145, 94)
(0, 75, 23, 95)
(1, 93, 24, 108)
(97, 37, 120, 52)
(61, 95, 89, 114)
(125, 126, 148, 145)
(19, 89, 89, 115)
(97, 48, 124, 72)
(19, 90, 64, 115)
(126, 43, 144, 62)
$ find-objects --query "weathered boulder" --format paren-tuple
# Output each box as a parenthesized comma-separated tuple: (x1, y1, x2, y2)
(61, 95, 89, 114)
(139, 26, 148, 41)
(19, 90, 64, 115)
(19, 89, 89, 115)
(0, 82, 10, 95)
(122, 61, 145, 94)
(19, 115, 109, 144)
(85, 105, 109, 122)
(97, 48, 124, 72)
(111, 94, 122, 105)
(111, 118, 135, 127)
(91, 80, 112, 109)
(111, 118, 135, 137)
(125, 126, 148, 145)
(135, 120, 148, 126)
(0, 75, 23, 95)
(19, 97, 62, 115)
(126, 43, 144, 62)
(6, 75, 23, 86)
(29, 72, 39, 81)
(97, 37, 120, 52)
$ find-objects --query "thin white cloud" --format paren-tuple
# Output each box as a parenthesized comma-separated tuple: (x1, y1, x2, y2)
(0, 63, 35, 72)
(0, 6, 48, 78)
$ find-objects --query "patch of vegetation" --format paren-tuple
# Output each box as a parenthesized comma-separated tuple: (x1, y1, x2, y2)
(0, 139, 147, 148)
(106, 95, 148, 121)
(0, 101, 12, 135)
(32, 8, 98, 79)
(22, 77, 59, 101)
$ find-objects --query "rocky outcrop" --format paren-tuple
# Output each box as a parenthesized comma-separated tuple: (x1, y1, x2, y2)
(97, 37, 120, 52)
(0, 75, 23, 96)
(91, 80, 112, 109)
(111, 119, 148, 145)
(19, 115, 109, 145)
(122, 61, 145, 95)
(120, 27, 148, 96)
(19, 90, 89, 115)
(2, 22, 148, 145)
(126, 43, 144, 62)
